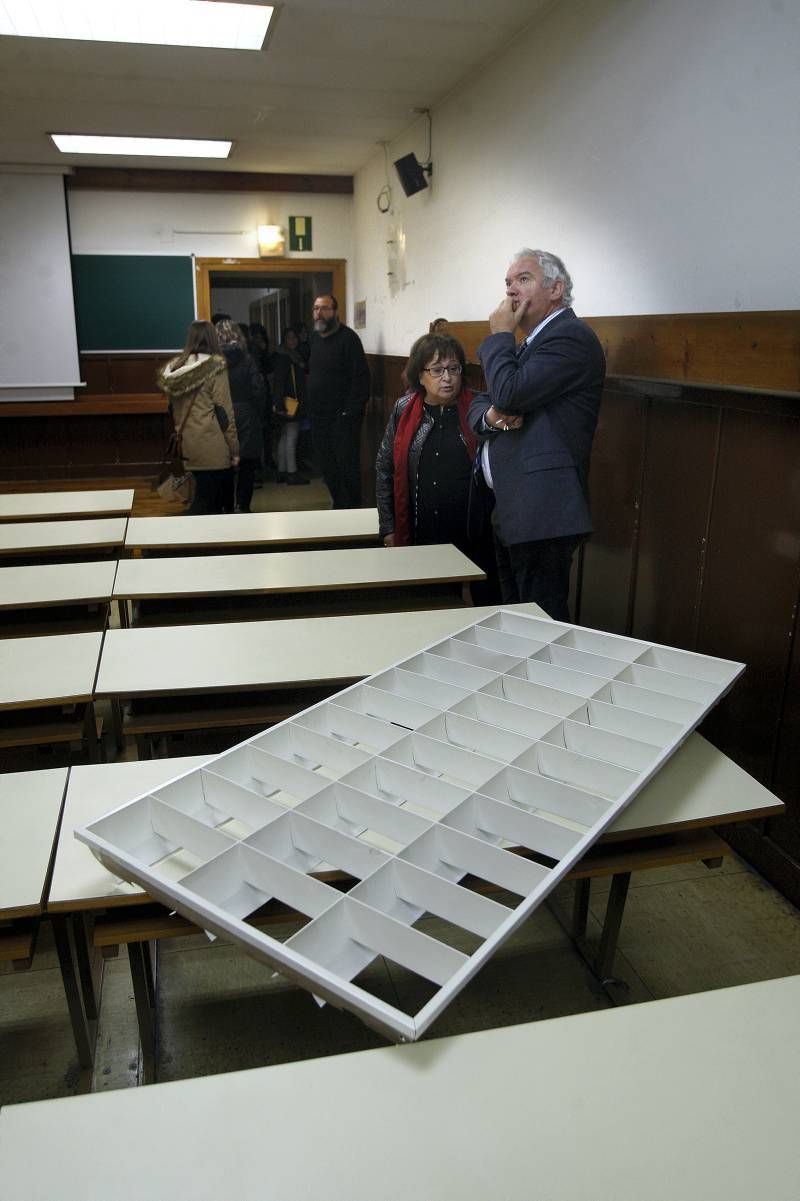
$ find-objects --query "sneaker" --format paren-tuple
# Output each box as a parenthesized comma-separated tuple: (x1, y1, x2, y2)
(286, 473, 310, 485)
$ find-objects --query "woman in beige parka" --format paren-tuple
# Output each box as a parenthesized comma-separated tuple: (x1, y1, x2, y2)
(157, 320, 240, 514)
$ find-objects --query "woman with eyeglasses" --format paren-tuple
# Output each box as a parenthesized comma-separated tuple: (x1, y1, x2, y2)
(376, 334, 496, 597)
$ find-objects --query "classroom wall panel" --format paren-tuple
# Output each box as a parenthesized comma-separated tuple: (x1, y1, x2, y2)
(631, 397, 720, 648)
(695, 409, 800, 786)
(576, 386, 645, 635)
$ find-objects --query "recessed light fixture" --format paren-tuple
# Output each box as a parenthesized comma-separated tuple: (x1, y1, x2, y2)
(0, 1, 274, 51)
(50, 134, 233, 159)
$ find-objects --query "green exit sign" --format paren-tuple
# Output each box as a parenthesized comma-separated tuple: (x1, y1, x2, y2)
(289, 216, 312, 251)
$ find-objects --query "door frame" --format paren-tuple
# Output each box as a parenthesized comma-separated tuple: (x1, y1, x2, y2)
(194, 257, 347, 322)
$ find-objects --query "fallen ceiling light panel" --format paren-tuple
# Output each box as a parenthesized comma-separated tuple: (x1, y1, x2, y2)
(77, 609, 743, 1042)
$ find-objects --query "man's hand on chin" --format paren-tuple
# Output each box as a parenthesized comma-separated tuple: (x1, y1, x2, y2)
(489, 295, 527, 334)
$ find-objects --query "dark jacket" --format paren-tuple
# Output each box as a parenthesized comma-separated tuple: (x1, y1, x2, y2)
(375, 392, 474, 540)
(468, 308, 605, 545)
(307, 323, 370, 420)
(273, 347, 306, 417)
(220, 345, 266, 460)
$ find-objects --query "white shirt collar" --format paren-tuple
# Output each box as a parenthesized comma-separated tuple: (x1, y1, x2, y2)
(520, 306, 567, 349)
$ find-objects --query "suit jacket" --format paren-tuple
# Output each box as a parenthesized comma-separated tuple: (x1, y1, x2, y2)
(468, 308, 605, 545)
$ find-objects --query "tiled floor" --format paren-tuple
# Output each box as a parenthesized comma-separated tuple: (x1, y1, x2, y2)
(2, 850, 799, 1107)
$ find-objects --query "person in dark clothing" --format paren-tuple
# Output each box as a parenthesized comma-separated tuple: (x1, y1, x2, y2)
(216, 320, 267, 513)
(469, 248, 605, 620)
(375, 332, 499, 601)
(292, 321, 311, 367)
(249, 322, 276, 479)
(272, 327, 309, 485)
(307, 294, 370, 509)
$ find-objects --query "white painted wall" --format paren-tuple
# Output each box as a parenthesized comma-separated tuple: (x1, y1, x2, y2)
(0, 171, 81, 400)
(352, 0, 800, 356)
(67, 190, 353, 264)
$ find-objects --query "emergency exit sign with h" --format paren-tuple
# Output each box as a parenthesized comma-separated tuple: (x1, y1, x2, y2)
(289, 217, 312, 251)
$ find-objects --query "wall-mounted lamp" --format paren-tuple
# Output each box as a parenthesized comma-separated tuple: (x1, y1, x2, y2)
(257, 224, 285, 256)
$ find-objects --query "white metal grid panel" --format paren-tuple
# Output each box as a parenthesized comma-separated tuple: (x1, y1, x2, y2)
(77, 610, 744, 1041)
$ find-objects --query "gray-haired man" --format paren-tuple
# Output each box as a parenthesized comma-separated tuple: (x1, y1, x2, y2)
(468, 250, 605, 620)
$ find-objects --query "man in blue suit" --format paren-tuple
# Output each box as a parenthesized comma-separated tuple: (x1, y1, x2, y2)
(468, 249, 605, 620)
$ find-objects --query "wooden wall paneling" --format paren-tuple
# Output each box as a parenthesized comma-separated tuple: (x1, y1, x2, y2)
(80, 357, 111, 393)
(763, 590, 800, 859)
(109, 356, 169, 394)
(696, 408, 800, 785)
(631, 392, 721, 648)
(447, 312, 800, 394)
(590, 312, 800, 394)
(64, 415, 120, 470)
(576, 384, 647, 635)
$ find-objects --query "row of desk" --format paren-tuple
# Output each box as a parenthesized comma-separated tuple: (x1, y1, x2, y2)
(0, 507, 382, 562)
(3, 604, 524, 760)
(0, 543, 483, 635)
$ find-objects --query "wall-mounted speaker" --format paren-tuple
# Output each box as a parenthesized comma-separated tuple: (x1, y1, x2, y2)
(394, 153, 430, 197)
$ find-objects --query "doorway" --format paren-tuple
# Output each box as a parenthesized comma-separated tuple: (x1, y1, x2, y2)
(195, 257, 346, 350)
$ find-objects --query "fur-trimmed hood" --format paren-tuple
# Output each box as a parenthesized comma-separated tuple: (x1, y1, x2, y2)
(157, 353, 226, 399)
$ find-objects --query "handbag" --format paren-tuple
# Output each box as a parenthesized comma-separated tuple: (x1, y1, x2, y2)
(277, 363, 299, 418)
(154, 390, 199, 505)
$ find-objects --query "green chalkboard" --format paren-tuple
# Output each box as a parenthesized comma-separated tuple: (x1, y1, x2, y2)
(71, 255, 195, 351)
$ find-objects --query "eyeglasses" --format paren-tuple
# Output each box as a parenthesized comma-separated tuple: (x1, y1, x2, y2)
(313, 304, 334, 313)
(423, 363, 462, 379)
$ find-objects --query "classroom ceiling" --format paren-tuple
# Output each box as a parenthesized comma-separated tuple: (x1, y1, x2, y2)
(0, 1, 548, 177)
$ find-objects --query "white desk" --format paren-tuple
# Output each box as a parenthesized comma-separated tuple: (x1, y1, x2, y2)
(2, 976, 798, 1201)
(0, 489, 134, 522)
(124, 508, 380, 554)
(96, 605, 523, 700)
(0, 631, 104, 711)
(0, 631, 104, 759)
(0, 560, 117, 636)
(97, 605, 545, 753)
(0, 768, 66, 920)
(113, 544, 483, 623)
(0, 517, 128, 561)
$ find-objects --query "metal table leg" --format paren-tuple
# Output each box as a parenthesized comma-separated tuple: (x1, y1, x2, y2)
(128, 939, 158, 1084)
(52, 914, 98, 1069)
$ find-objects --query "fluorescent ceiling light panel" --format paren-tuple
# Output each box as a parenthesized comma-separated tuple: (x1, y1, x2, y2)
(0, 1, 274, 51)
(50, 134, 233, 158)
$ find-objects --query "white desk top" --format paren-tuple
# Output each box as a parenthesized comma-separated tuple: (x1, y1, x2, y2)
(47, 732, 783, 911)
(2, 976, 798, 1201)
(0, 768, 66, 918)
(113, 544, 483, 600)
(0, 631, 103, 709)
(0, 489, 134, 522)
(96, 604, 537, 697)
(0, 560, 118, 610)
(125, 508, 380, 550)
(0, 517, 128, 556)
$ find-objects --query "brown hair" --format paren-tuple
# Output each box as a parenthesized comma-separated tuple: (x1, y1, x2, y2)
(172, 320, 220, 369)
(403, 333, 466, 392)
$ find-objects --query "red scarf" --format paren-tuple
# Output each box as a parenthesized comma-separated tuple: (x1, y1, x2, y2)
(392, 388, 477, 546)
